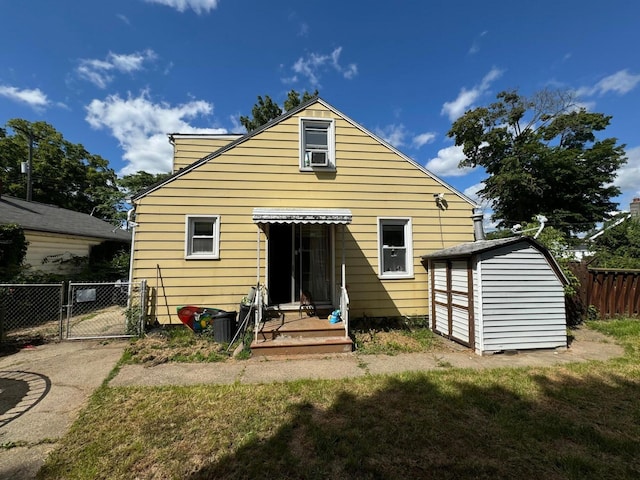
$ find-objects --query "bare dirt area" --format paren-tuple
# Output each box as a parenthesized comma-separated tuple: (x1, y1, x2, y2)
(66, 305, 130, 338)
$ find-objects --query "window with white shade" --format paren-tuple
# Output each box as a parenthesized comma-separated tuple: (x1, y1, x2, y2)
(185, 215, 220, 259)
(300, 118, 335, 171)
(378, 217, 413, 278)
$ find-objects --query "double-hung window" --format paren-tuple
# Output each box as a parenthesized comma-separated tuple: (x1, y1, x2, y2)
(378, 217, 413, 278)
(300, 118, 335, 170)
(185, 215, 220, 259)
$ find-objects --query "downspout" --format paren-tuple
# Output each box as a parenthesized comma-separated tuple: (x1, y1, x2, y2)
(126, 205, 137, 306)
(341, 224, 349, 338)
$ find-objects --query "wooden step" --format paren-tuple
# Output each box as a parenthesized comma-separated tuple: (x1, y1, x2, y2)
(250, 335, 353, 356)
(259, 315, 345, 340)
(250, 313, 352, 356)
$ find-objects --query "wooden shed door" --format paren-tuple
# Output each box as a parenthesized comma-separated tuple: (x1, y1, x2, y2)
(431, 259, 474, 348)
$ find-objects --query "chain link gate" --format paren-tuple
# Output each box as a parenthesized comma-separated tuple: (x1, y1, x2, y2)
(64, 280, 146, 340)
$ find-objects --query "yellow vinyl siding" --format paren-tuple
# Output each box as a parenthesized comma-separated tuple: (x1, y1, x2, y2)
(132, 101, 474, 323)
(172, 134, 242, 172)
(24, 231, 101, 274)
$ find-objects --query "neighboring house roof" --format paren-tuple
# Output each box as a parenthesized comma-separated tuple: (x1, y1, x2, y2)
(421, 236, 568, 284)
(132, 96, 478, 207)
(0, 195, 131, 242)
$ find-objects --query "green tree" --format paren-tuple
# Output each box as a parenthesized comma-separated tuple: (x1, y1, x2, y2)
(284, 89, 318, 111)
(0, 119, 120, 223)
(591, 216, 640, 269)
(0, 224, 28, 281)
(118, 171, 172, 199)
(448, 89, 627, 235)
(240, 89, 318, 132)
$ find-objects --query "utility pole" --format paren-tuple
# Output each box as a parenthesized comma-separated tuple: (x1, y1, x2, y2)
(26, 131, 33, 202)
(13, 124, 36, 202)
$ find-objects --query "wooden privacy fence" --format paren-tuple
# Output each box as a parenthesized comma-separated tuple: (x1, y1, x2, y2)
(569, 262, 640, 319)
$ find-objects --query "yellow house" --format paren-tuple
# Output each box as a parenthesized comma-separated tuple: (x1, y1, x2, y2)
(129, 97, 477, 352)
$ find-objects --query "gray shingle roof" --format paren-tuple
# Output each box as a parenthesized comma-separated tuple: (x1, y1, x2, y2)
(421, 237, 533, 259)
(421, 235, 568, 285)
(0, 195, 131, 242)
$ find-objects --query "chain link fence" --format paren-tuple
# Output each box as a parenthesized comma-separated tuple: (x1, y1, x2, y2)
(0, 281, 146, 345)
(0, 283, 64, 344)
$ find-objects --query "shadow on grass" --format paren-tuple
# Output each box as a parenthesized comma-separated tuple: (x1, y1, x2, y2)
(185, 372, 640, 480)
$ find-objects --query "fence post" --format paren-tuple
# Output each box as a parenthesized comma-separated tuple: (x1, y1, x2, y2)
(0, 287, 5, 343)
(58, 282, 65, 341)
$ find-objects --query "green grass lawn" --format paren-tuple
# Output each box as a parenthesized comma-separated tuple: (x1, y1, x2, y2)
(37, 320, 640, 479)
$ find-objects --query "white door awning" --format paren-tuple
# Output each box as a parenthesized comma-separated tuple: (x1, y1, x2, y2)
(252, 208, 352, 225)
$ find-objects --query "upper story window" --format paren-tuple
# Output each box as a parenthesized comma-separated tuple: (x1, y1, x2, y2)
(299, 118, 335, 171)
(378, 217, 414, 279)
(185, 215, 220, 259)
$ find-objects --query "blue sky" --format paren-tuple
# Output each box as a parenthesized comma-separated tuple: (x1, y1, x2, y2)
(2, 0, 639, 217)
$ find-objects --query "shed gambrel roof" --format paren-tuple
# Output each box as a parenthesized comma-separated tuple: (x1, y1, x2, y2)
(421, 236, 568, 284)
(0, 195, 131, 242)
(132, 96, 478, 207)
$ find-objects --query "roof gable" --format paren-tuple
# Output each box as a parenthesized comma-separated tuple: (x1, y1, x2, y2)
(132, 97, 477, 207)
(0, 196, 131, 242)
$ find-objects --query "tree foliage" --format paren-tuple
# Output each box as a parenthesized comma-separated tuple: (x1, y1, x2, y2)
(0, 119, 120, 222)
(591, 217, 640, 269)
(118, 171, 172, 199)
(240, 89, 318, 132)
(448, 89, 627, 235)
(0, 224, 28, 281)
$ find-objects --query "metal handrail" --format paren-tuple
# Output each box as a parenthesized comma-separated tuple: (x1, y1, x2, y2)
(340, 286, 349, 338)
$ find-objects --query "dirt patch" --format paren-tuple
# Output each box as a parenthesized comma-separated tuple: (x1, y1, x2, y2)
(125, 329, 230, 365)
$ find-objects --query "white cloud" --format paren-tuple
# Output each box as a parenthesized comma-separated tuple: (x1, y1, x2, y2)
(441, 67, 504, 121)
(117, 14, 130, 25)
(412, 132, 436, 148)
(614, 145, 640, 196)
(289, 47, 357, 87)
(375, 124, 407, 148)
(85, 90, 226, 175)
(144, 0, 219, 14)
(468, 30, 488, 55)
(463, 182, 484, 203)
(77, 50, 157, 89)
(463, 182, 497, 230)
(425, 144, 476, 177)
(577, 69, 640, 97)
(0, 85, 50, 110)
(298, 22, 309, 37)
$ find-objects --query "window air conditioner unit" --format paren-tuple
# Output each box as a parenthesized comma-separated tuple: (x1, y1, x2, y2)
(308, 150, 329, 167)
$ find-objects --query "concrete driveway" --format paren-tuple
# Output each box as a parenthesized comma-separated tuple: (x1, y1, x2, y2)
(0, 340, 126, 479)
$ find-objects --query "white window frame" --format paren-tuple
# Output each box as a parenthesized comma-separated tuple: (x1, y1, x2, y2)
(377, 217, 414, 279)
(299, 117, 336, 171)
(185, 215, 220, 260)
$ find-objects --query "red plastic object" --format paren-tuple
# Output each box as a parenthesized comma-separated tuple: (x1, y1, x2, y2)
(176, 305, 222, 332)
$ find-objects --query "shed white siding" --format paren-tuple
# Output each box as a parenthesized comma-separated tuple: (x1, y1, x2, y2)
(432, 261, 448, 334)
(450, 261, 470, 344)
(472, 258, 482, 351)
(478, 244, 566, 352)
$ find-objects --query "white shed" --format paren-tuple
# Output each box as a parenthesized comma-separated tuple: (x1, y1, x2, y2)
(421, 236, 568, 355)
